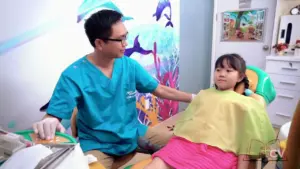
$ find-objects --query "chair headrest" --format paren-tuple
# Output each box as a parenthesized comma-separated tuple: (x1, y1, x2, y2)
(235, 66, 276, 105)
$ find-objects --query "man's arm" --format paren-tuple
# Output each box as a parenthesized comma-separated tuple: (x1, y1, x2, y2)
(40, 101, 62, 121)
(131, 58, 195, 103)
(46, 74, 80, 119)
(33, 74, 80, 140)
(152, 84, 195, 103)
(42, 114, 62, 121)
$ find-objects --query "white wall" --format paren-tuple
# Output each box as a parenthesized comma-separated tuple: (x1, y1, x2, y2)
(271, 0, 300, 49)
(0, 0, 92, 131)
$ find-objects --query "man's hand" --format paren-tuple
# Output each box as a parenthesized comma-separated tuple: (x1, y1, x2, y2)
(32, 116, 65, 140)
(152, 84, 196, 103)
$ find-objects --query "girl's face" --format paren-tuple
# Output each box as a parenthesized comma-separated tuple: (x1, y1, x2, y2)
(214, 59, 244, 91)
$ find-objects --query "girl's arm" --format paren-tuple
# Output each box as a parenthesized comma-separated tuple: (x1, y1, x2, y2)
(237, 155, 250, 169)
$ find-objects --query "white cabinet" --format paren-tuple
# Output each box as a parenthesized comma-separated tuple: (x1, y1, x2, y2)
(265, 56, 300, 127)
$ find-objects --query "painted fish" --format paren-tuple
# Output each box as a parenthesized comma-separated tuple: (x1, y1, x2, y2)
(153, 0, 173, 27)
(124, 35, 152, 57)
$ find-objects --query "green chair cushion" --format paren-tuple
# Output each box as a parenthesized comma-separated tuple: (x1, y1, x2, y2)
(247, 65, 276, 105)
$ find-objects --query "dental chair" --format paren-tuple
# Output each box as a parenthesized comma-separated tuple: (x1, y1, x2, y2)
(122, 65, 277, 169)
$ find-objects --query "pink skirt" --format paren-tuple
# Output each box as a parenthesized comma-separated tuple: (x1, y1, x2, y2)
(152, 136, 238, 169)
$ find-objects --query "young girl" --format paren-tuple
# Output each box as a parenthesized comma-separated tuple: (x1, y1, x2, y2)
(144, 54, 275, 169)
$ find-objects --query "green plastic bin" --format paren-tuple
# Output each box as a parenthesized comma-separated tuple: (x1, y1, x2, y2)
(14, 129, 77, 143)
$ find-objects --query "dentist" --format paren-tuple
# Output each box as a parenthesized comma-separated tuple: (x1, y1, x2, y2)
(33, 9, 195, 169)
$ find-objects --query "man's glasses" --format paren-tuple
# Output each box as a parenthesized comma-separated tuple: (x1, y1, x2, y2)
(101, 36, 127, 45)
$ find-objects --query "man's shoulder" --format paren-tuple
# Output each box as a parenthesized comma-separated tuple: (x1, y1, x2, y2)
(61, 56, 88, 81)
(61, 56, 88, 78)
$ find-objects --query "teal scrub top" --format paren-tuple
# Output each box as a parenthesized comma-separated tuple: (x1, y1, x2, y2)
(47, 56, 159, 155)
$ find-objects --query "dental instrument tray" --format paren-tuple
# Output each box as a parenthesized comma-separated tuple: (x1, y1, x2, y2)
(34, 143, 76, 169)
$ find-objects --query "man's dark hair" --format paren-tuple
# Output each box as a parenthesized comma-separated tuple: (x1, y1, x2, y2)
(84, 9, 123, 47)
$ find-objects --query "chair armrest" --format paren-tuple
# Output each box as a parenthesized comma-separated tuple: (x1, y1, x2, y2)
(152, 111, 183, 130)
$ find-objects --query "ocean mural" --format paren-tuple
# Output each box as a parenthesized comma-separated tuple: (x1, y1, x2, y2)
(125, 25, 179, 126)
(0, 0, 179, 130)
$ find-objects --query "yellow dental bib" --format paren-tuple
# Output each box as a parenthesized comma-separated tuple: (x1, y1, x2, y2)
(174, 88, 275, 156)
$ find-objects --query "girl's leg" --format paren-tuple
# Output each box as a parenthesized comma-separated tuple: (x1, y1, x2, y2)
(144, 157, 173, 169)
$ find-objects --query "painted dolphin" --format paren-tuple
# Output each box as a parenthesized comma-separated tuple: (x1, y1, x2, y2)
(124, 35, 152, 57)
(77, 0, 133, 23)
(153, 0, 173, 27)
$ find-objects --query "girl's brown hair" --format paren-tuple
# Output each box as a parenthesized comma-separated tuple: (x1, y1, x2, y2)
(214, 53, 249, 95)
